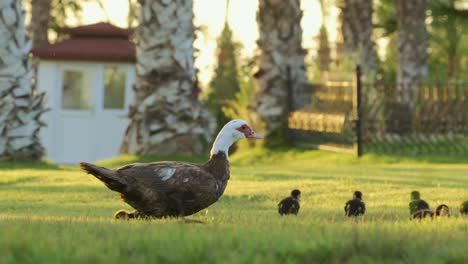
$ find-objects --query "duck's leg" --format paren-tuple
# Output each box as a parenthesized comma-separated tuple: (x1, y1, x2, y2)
(166, 192, 204, 224)
(167, 192, 186, 218)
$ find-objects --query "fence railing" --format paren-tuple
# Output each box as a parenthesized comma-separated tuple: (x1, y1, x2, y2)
(288, 66, 468, 156)
(363, 81, 468, 136)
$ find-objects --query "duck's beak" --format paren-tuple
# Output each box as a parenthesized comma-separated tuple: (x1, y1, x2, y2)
(247, 131, 263, 139)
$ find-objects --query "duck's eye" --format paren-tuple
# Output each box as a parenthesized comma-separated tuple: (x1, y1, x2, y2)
(241, 125, 247, 129)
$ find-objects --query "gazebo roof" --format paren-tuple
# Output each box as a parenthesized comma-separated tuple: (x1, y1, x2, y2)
(32, 23, 136, 63)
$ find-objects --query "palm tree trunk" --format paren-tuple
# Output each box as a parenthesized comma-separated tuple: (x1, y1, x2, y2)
(340, 0, 377, 76)
(254, 0, 308, 147)
(121, 0, 211, 155)
(396, 0, 428, 108)
(127, 0, 139, 29)
(317, 0, 332, 72)
(340, 0, 388, 136)
(31, 0, 52, 48)
(317, 25, 332, 72)
(0, 0, 46, 161)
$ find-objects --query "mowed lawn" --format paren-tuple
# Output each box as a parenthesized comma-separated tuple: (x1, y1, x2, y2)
(0, 149, 467, 263)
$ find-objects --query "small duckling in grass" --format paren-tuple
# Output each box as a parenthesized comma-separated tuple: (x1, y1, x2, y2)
(344, 191, 366, 217)
(409, 191, 433, 220)
(409, 191, 430, 215)
(435, 204, 450, 218)
(460, 201, 468, 215)
(278, 189, 301, 216)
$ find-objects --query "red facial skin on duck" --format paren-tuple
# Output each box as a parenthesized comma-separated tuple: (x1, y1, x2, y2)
(236, 125, 263, 139)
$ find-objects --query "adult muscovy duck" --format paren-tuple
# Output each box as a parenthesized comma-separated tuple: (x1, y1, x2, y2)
(80, 119, 262, 219)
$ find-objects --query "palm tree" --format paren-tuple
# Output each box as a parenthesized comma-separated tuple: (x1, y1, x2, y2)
(317, 25, 332, 72)
(121, 0, 210, 155)
(316, 0, 332, 72)
(254, 0, 308, 147)
(377, 0, 467, 81)
(31, 0, 52, 48)
(339, 0, 377, 76)
(428, 0, 468, 80)
(339, 0, 387, 135)
(396, 0, 428, 109)
(205, 0, 241, 133)
(127, 0, 139, 29)
(0, 0, 46, 160)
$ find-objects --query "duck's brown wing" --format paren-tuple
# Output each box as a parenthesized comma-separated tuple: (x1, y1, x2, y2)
(115, 162, 219, 216)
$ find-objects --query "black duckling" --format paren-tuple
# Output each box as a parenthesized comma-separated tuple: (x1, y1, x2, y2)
(344, 191, 366, 217)
(460, 201, 468, 215)
(278, 189, 301, 215)
(409, 191, 430, 215)
(409, 191, 433, 220)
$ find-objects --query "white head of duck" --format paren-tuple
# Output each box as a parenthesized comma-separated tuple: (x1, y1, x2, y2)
(210, 119, 263, 158)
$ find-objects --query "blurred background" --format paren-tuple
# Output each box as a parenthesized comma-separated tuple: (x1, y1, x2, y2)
(0, 0, 467, 163)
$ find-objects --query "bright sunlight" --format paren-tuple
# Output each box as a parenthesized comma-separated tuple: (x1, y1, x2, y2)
(71, 0, 337, 85)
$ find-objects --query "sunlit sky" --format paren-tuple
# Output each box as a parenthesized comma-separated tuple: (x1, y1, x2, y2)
(65, 0, 340, 86)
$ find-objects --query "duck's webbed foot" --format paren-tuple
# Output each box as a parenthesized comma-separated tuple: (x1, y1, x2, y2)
(114, 209, 142, 220)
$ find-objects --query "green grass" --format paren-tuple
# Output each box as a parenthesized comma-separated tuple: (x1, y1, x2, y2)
(0, 149, 467, 263)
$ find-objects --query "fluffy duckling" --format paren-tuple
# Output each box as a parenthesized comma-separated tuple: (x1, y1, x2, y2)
(409, 191, 433, 220)
(460, 201, 468, 215)
(344, 191, 366, 217)
(278, 189, 301, 216)
(409, 191, 430, 215)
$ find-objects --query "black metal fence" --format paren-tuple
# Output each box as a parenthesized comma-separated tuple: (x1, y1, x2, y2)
(288, 66, 468, 156)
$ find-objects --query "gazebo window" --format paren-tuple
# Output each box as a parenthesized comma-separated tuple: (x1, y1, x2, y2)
(62, 70, 91, 110)
(103, 66, 126, 109)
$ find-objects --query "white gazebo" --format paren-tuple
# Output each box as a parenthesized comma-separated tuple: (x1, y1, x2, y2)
(33, 23, 136, 164)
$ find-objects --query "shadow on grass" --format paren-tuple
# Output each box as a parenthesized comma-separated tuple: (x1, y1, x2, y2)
(0, 202, 124, 218)
(221, 194, 270, 203)
(232, 146, 468, 165)
(237, 172, 316, 181)
(0, 176, 39, 186)
(6, 185, 113, 194)
(354, 174, 468, 188)
(2, 146, 466, 173)
(0, 153, 209, 172)
(0, 160, 62, 170)
(109, 147, 468, 166)
(364, 139, 468, 164)
(364, 151, 468, 164)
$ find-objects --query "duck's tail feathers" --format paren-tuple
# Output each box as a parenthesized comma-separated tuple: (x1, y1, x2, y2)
(80, 162, 126, 192)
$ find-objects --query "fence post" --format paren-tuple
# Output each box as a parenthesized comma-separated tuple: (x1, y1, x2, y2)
(286, 65, 293, 112)
(354, 65, 363, 157)
(285, 65, 294, 145)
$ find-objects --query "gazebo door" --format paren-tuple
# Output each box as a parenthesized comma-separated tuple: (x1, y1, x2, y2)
(51, 64, 133, 164)
(94, 65, 133, 161)
(54, 65, 98, 163)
